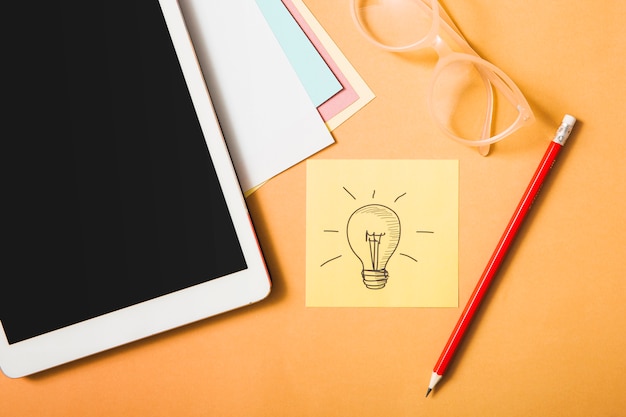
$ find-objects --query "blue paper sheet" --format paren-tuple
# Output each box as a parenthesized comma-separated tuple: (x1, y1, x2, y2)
(255, 0, 342, 106)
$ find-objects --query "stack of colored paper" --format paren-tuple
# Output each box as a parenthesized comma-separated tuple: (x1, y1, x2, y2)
(179, 0, 374, 194)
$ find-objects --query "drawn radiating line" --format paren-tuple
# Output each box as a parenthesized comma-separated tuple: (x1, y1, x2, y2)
(372, 189, 375, 198)
(320, 255, 342, 267)
(394, 192, 407, 202)
(343, 186, 356, 200)
(400, 253, 418, 262)
(323, 229, 339, 233)
(416, 230, 434, 233)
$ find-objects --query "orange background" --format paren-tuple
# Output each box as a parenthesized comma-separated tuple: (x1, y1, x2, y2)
(4, 1, 626, 415)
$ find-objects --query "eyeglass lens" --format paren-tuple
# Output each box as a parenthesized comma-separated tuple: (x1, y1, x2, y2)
(431, 61, 521, 142)
(354, 0, 434, 49)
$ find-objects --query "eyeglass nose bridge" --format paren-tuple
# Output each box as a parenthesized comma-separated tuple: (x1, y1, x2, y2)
(432, 35, 455, 57)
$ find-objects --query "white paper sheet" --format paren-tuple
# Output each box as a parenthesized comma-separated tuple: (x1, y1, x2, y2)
(178, 0, 335, 192)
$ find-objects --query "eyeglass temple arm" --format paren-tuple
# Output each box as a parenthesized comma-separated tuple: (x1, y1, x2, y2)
(478, 80, 494, 155)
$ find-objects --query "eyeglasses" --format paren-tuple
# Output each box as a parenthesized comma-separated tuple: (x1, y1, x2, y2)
(351, 0, 535, 155)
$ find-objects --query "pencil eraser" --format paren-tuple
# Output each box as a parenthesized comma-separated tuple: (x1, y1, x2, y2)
(563, 114, 577, 127)
(553, 114, 576, 145)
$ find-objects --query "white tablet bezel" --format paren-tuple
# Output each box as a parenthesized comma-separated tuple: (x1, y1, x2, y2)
(0, 0, 271, 378)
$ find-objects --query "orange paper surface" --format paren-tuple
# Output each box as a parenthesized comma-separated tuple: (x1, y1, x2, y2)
(3, 0, 626, 416)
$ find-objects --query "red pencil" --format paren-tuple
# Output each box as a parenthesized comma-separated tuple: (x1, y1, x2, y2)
(426, 115, 577, 397)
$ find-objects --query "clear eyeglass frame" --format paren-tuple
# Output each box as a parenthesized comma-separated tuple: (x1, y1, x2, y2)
(350, 0, 535, 155)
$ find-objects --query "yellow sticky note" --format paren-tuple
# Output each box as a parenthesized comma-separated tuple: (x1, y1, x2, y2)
(306, 160, 458, 307)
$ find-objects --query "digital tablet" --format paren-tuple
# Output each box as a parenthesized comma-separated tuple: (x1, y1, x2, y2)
(0, 0, 271, 378)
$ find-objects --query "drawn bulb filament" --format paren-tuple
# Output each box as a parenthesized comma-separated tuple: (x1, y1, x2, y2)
(347, 204, 401, 289)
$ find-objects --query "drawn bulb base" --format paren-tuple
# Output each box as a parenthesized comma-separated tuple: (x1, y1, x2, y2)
(362, 269, 389, 289)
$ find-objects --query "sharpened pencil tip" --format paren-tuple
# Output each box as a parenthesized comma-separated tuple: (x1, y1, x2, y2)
(425, 388, 432, 398)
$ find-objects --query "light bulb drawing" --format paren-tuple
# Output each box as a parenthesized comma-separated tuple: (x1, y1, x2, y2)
(347, 204, 401, 289)
(318, 186, 436, 292)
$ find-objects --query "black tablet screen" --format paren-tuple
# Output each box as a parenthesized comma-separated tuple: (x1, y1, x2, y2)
(1, 0, 247, 344)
